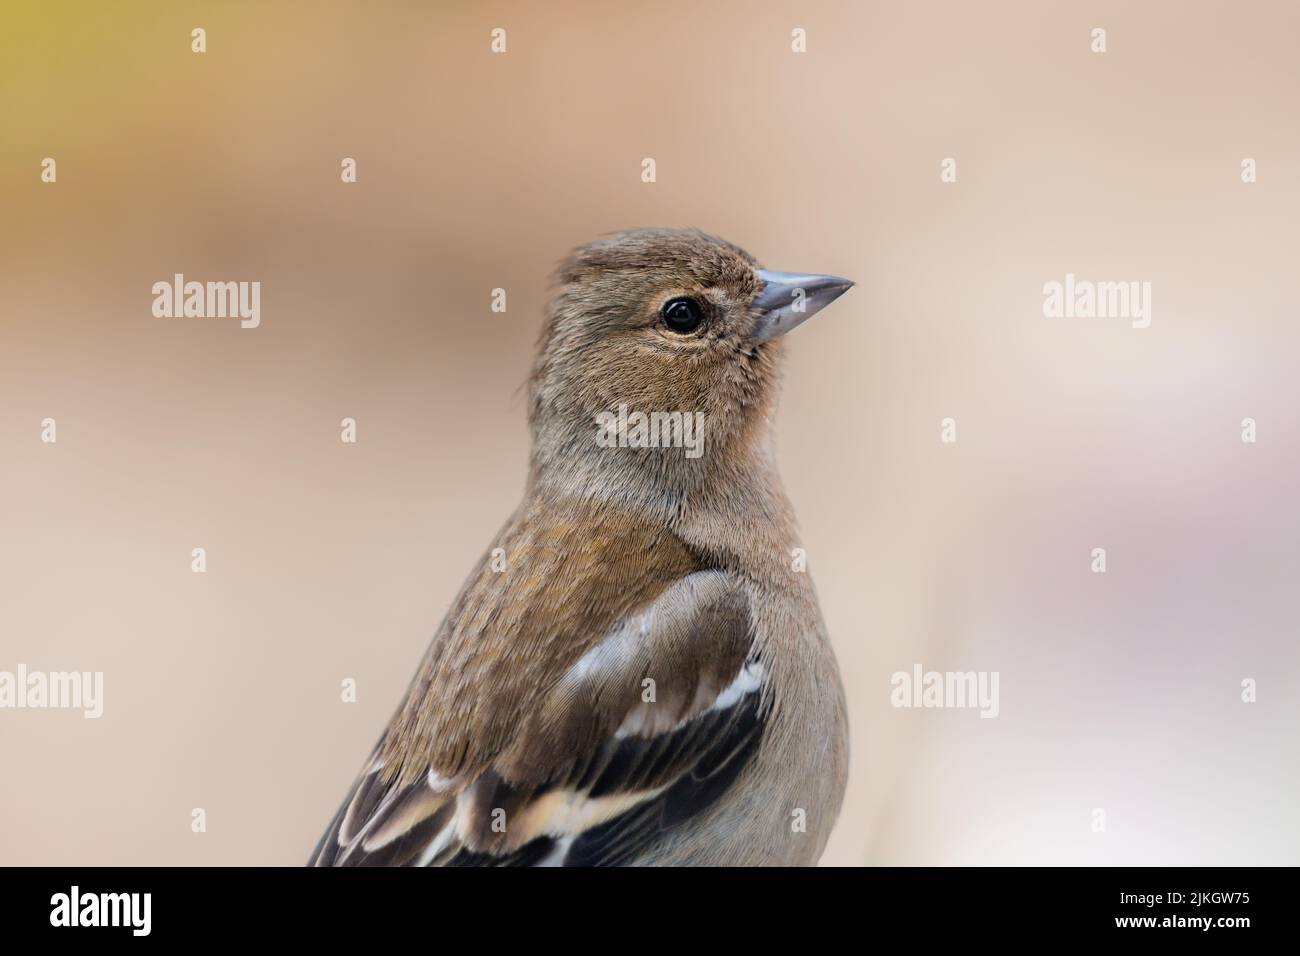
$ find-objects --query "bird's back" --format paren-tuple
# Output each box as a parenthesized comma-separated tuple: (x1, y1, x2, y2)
(311, 494, 847, 866)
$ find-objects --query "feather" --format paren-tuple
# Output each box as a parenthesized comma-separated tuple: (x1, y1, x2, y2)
(310, 567, 764, 867)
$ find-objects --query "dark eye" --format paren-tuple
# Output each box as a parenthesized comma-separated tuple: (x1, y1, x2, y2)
(661, 297, 704, 335)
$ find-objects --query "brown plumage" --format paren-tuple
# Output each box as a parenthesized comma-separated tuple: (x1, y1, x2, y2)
(311, 228, 852, 866)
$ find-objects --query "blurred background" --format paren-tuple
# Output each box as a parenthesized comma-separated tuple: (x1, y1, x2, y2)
(2, 1, 1297, 865)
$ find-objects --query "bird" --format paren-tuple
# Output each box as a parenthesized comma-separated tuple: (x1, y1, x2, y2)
(310, 228, 853, 866)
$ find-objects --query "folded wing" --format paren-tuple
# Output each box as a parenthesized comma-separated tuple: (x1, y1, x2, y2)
(309, 569, 764, 867)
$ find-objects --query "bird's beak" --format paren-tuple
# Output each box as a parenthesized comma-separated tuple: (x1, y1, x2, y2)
(751, 269, 855, 344)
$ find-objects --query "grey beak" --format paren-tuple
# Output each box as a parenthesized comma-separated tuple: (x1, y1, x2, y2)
(751, 269, 854, 343)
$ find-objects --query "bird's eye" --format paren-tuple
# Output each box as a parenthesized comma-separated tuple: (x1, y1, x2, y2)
(661, 297, 704, 334)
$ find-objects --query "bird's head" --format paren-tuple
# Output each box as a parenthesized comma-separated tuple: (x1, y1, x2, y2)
(528, 228, 853, 506)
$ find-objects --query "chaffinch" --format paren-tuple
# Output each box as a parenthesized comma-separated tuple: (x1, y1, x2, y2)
(311, 229, 853, 866)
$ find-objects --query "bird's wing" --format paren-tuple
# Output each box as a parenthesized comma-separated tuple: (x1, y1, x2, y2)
(309, 569, 763, 866)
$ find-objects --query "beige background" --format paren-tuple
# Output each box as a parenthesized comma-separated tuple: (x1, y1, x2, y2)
(2, 1, 1297, 865)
